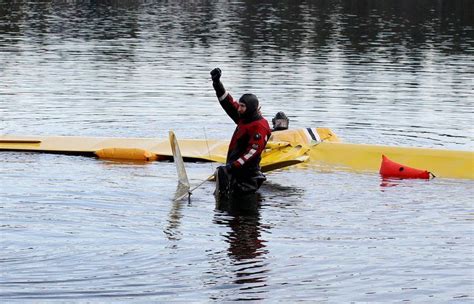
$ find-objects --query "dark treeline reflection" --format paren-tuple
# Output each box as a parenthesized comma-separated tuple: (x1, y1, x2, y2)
(1, 0, 472, 57)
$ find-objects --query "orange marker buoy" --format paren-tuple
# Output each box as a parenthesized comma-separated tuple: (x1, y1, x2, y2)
(379, 155, 432, 179)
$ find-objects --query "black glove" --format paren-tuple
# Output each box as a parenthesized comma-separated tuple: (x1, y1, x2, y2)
(210, 68, 221, 82)
(210, 68, 225, 97)
(224, 163, 234, 173)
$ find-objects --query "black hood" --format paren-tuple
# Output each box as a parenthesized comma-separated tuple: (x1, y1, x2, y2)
(239, 93, 261, 122)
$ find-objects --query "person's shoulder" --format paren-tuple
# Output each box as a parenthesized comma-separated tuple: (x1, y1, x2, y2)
(248, 117, 270, 130)
(258, 118, 271, 133)
(260, 116, 270, 124)
(257, 116, 270, 126)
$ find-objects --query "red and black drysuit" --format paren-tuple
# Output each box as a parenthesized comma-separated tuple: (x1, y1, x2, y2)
(212, 80, 271, 197)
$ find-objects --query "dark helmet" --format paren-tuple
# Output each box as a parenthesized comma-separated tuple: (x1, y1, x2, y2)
(239, 93, 259, 116)
(272, 111, 289, 131)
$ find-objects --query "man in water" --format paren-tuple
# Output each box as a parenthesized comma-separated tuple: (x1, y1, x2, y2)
(210, 68, 271, 200)
(271, 111, 290, 131)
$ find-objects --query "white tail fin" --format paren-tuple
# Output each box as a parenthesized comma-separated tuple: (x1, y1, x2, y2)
(169, 131, 190, 200)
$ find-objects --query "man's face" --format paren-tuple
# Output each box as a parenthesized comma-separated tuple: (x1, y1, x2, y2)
(238, 102, 247, 115)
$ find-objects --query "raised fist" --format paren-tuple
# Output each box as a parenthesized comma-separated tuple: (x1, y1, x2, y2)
(210, 68, 221, 82)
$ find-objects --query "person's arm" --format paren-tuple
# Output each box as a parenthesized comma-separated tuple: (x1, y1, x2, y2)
(210, 68, 239, 124)
(230, 125, 269, 169)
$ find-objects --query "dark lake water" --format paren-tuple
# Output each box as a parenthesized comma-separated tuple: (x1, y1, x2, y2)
(1, 1, 473, 302)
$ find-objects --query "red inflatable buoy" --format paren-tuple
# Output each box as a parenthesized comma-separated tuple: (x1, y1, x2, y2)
(379, 155, 431, 179)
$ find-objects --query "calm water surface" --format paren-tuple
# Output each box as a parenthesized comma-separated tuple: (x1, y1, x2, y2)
(1, 1, 473, 302)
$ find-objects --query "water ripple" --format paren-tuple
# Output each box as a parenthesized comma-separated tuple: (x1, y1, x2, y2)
(1, 1, 473, 302)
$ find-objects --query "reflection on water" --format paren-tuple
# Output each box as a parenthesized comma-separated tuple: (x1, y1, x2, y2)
(1, 151, 473, 302)
(215, 193, 265, 260)
(2, 0, 472, 55)
(206, 182, 307, 301)
(212, 193, 268, 301)
(164, 199, 185, 242)
(1, 0, 473, 150)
